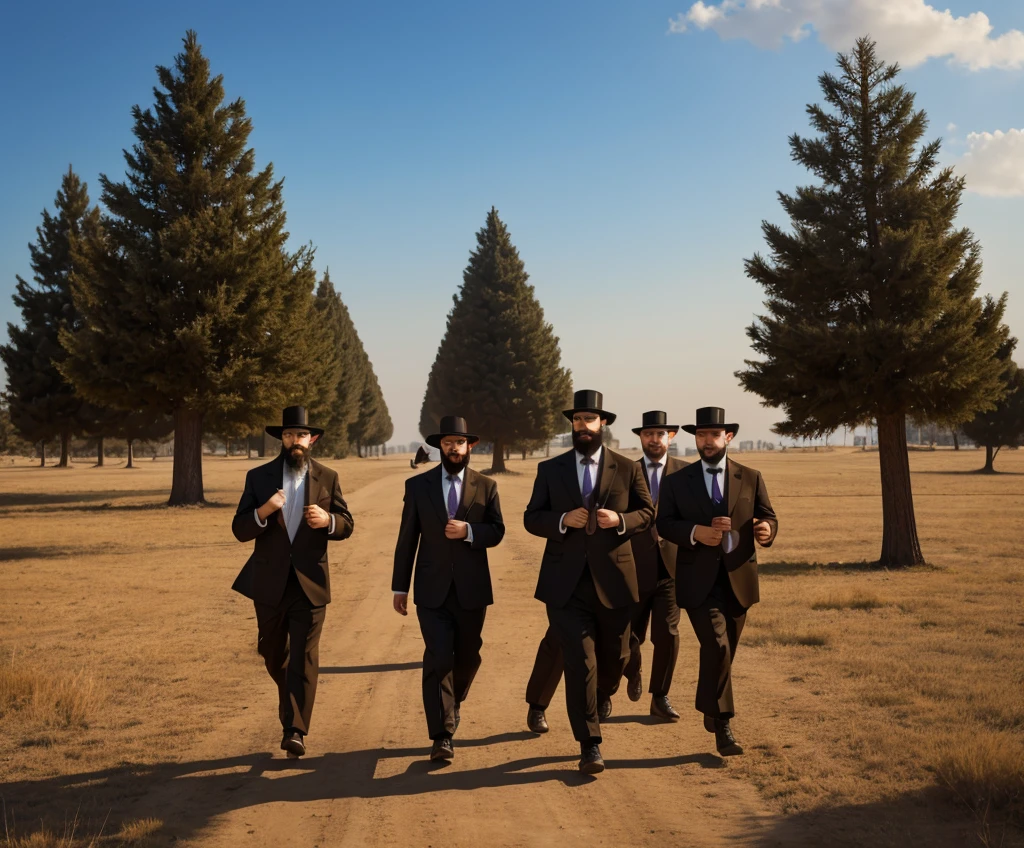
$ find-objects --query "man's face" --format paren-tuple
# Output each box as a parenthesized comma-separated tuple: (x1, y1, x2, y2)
(640, 428, 673, 461)
(282, 428, 316, 468)
(571, 412, 605, 456)
(694, 428, 732, 464)
(439, 436, 472, 474)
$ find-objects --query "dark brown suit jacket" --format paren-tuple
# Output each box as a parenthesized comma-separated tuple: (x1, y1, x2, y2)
(392, 465, 505, 610)
(656, 457, 777, 610)
(631, 454, 688, 594)
(524, 448, 654, 610)
(231, 455, 354, 607)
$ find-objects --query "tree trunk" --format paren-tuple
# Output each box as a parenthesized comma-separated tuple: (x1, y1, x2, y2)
(876, 413, 924, 566)
(521, 448, 527, 460)
(96, 436, 105, 466)
(952, 430, 959, 451)
(57, 429, 71, 468)
(169, 408, 205, 505)
(983, 444, 997, 473)
(39, 440, 46, 467)
(126, 439, 135, 469)
(490, 437, 507, 473)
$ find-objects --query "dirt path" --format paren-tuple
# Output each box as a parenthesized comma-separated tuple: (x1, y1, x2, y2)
(134, 467, 780, 847)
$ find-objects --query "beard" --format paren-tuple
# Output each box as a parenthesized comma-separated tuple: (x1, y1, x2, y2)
(700, 444, 727, 466)
(283, 443, 309, 470)
(643, 442, 667, 462)
(572, 426, 604, 457)
(440, 450, 470, 475)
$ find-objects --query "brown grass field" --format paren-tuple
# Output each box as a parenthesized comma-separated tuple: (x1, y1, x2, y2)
(0, 446, 1022, 847)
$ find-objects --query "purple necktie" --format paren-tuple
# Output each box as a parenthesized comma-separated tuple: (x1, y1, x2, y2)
(446, 474, 460, 518)
(581, 458, 594, 507)
(708, 467, 723, 504)
(649, 462, 661, 503)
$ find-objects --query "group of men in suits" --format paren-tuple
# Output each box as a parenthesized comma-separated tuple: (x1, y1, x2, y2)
(231, 393, 778, 774)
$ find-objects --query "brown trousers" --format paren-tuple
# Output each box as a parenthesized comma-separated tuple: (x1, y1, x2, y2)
(254, 567, 326, 735)
(622, 576, 680, 696)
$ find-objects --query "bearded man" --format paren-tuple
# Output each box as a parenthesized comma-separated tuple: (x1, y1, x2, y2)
(231, 406, 354, 758)
(392, 416, 506, 761)
(523, 390, 653, 774)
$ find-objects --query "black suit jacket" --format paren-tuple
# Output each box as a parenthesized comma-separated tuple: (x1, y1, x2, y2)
(392, 465, 505, 610)
(524, 448, 654, 610)
(231, 455, 354, 607)
(631, 454, 688, 594)
(656, 457, 777, 610)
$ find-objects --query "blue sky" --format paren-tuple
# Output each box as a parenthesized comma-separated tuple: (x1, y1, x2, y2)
(2, 0, 1021, 446)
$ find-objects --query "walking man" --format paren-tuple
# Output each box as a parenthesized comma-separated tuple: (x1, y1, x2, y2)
(231, 406, 354, 758)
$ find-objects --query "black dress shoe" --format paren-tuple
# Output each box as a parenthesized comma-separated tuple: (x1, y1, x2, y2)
(650, 695, 680, 721)
(281, 730, 305, 758)
(527, 707, 549, 734)
(627, 667, 643, 702)
(598, 693, 612, 720)
(579, 742, 605, 774)
(453, 704, 461, 734)
(714, 719, 743, 756)
(430, 737, 454, 761)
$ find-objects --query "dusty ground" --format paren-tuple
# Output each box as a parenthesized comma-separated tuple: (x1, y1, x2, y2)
(0, 446, 1022, 847)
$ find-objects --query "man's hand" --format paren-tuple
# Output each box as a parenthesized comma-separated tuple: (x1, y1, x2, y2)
(393, 593, 409, 615)
(445, 519, 469, 540)
(304, 504, 330, 529)
(563, 507, 589, 529)
(694, 525, 724, 546)
(711, 516, 732, 532)
(596, 509, 620, 530)
(257, 489, 286, 521)
(754, 518, 772, 545)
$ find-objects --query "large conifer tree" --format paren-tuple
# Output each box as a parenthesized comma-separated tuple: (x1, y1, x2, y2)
(63, 31, 326, 504)
(420, 208, 571, 473)
(738, 39, 1011, 566)
(1, 167, 99, 468)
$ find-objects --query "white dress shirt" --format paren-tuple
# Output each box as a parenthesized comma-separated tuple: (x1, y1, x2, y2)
(690, 451, 735, 552)
(442, 466, 474, 544)
(644, 454, 666, 500)
(559, 446, 626, 535)
(253, 461, 336, 537)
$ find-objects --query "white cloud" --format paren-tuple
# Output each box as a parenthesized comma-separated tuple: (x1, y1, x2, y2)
(954, 129, 1024, 197)
(946, 122, 957, 133)
(670, 0, 1024, 70)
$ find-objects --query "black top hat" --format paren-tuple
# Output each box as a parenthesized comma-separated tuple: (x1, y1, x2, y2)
(632, 410, 680, 436)
(681, 407, 739, 436)
(562, 389, 617, 425)
(425, 416, 480, 449)
(266, 405, 324, 440)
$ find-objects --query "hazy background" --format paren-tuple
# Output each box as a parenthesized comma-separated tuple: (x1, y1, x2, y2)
(1, 0, 1021, 447)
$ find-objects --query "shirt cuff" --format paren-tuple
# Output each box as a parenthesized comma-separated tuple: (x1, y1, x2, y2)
(464, 524, 474, 544)
(254, 508, 267, 528)
(393, 591, 408, 595)
(689, 525, 697, 546)
(329, 514, 335, 535)
(617, 514, 626, 535)
(559, 513, 568, 534)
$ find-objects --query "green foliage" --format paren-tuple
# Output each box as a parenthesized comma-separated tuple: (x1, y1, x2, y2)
(737, 38, 1011, 437)
(0, 394, 34, 455)
(59, 31, 334, 499)
(0, 167, 98, 451)
(961, 363, 1024, 465)
(419, 207, 571, 469)
(312, 272, 363, 458)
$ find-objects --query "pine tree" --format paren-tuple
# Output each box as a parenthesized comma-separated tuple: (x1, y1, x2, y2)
(962, 363, 1024, 473)
(0, 394, 33, 456)
(349, 347, 393, 456)
(61, 31, 329, 504)
(419, 208, 572, 473)
(1, 167, 100, 468)
(737, 38, 1012, 566)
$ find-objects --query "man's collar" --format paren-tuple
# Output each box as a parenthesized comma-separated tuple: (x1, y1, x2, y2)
(443, 465, 466, 481)
(574, 446, 602, 465)
(643, 452, 666, 467)
(700, 452, 727, 472)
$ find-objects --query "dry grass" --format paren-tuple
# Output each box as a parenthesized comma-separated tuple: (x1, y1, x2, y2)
(935, 733, 1024, 829)
(0, 656, 101, 730)
(1, 812, 161, 848)
(811, 590, 885, 610)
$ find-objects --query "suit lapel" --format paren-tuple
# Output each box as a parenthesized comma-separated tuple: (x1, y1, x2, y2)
(457, 468, 477, 521)
(726, 458, 742, 516)
(596, 448, 616, 507)
(426, 465, 448, 523)
(638, 459, 653, 502)
(559, 451, 585, 508)
(686, 461, 713, 522)
(264, 456, 288, 532)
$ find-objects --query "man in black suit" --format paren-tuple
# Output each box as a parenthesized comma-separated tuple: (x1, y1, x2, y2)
(392, 416, 505, 761)
(656, 407, 778, 756)
(232, 406, 355, 758)
(523, 411, 685, 726)
(524, 389, 653, 774)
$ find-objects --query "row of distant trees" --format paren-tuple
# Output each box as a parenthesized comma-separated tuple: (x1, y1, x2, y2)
(0, 32, 391, 503)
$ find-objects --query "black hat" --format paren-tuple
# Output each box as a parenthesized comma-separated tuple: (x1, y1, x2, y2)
(266, 406, 324, 440)
(563, 389, 617, 425)
(425, 416, 480, 449)
(681, 407, 739, 436)
(632, 410, 680, 436)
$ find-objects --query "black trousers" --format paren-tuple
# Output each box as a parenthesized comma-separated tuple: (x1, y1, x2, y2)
(685, 568, 747, 720)
(416, 585, 486, 740)
(545, 569, 631, 743)
(254, 567, 326, 735)
(622, 576, 680, 696)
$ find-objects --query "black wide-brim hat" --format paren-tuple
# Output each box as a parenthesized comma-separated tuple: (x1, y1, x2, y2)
(266, 405, 324, 439)
(425, 415, 480, 449)
(681, 406, 739, 436)
(563, 389, 616, 425)
(632, 410, 680, 436)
